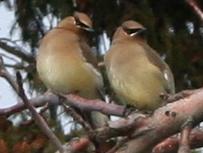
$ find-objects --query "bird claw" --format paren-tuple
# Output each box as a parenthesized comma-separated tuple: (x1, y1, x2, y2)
(160, 93, 170, 101)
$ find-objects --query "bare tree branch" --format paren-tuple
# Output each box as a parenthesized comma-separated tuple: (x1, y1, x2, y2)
(186, 0, 203, 22)
(178, 121, 192, 153)
(63, 94, 127, 116)
(0, 56, 19, 92)
(0, 53, 19, 62)
(153, 128, 203, 153)
(1, 60, 203, 152)
(16, 72, 65, 153)
(63, 104, 93, 132)
(0, 40, 34, 63)
(116, 88, 203, 153)
(0, 93, 59, 116)
(1, 87, 203, 152)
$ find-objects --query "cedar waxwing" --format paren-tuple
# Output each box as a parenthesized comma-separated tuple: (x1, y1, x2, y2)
(104, 20, 175, 111)
(37, 12, 107, 127)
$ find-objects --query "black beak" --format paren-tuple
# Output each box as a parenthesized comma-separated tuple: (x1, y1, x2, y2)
(76, 25, 94, 33)
(82, 27, 94, 32)
(136, 28, 146, 35)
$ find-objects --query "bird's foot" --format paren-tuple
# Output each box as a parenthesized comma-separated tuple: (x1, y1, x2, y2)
(160, 92, 170, 101)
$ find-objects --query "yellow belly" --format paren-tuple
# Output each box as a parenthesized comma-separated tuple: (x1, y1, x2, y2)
(37, 54, 101, 99)
(109, 64, 166, 110)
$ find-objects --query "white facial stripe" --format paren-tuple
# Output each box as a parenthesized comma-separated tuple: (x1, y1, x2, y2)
(73, 17, 77, 25)
(129, 32, 138, 37)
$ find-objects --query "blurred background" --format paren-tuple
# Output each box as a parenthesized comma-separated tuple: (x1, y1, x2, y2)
(0, 0, 203, 152)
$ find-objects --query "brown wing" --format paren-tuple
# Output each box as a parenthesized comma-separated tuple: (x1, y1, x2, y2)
(79, 38, 98, 67)
(143, 43, 175, 94)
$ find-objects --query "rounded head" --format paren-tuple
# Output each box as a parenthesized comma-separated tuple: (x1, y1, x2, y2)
(112, 20, 146, 42)
(57, 12, 93, 32)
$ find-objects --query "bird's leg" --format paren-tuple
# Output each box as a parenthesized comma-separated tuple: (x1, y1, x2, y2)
(104, 90, 117, 104)
(59, 91, 94, 130)
(97, 88, 106, 101)
(114, 104, 137, 117)
(125, 105, 149, 120)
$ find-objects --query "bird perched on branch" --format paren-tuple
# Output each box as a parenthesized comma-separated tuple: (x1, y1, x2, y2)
(37, 12, 107, 127)
(104, 20, 175, 111)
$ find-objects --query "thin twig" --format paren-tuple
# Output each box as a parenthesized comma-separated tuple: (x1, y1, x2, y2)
(63, 104, 93, 132)
(0, 56, 19, 92)
(4, 63, 28, 70)
(16, 72, 65, 153)
(0, 53, 19, 63)
(178, 127, 191, 153)
(0, 93, 59, 116)
(186, 0, 203, 22)
(0, 40, 34, 63)
(178, 118, 193, 153)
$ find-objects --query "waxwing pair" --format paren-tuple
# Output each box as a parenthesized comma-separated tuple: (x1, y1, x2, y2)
(37, 12, 175, 122)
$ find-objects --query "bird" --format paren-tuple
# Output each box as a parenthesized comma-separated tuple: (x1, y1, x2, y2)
(104, 20, 175, 111)
(37, 12, 107, 127)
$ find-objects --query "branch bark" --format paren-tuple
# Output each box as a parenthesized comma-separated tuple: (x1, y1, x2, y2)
(63, 94, 127, 116)
(153, 128, 203, 153)
(116, 88, 203, 153)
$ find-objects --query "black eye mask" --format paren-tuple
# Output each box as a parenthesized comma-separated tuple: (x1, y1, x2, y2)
(123, 27, 147, 37)
(74, 16, 92, 30)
